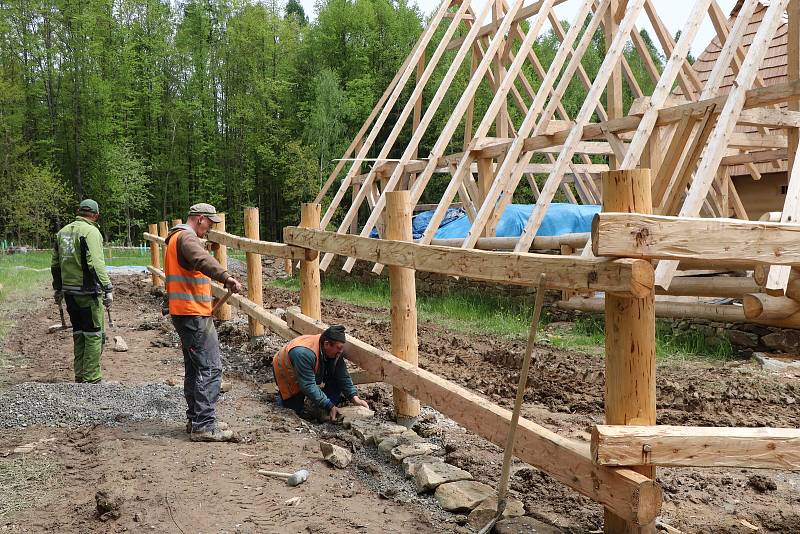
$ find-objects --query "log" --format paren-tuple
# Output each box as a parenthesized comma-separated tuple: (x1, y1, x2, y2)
(205, 229, 311, 260)
(592, 425, 800, 470)
(601, 170, 657, 532)
(283, 228, 654, 298)
(386, 192, 421, 422)
(593, 213, 800, 268)
(285, 308, 662, 526)
(143, 232, 166, 246)
(430, 232, 589, 251)
(300, 204, 322, 320)
(244, 208, 264, 337)
(213, 213, 232, 321)
(742, 293, 800, 320)
(656, 276, 759, 298)
(158, 221, 168, 268)
(147, 224, 162, 288)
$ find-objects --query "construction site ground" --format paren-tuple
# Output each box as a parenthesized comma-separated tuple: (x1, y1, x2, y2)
(1, 271, 800, 533)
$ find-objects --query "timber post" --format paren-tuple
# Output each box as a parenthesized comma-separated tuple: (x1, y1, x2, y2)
(171, 218, 182, 227)
(300, 203, 322, 320)
(385, 191, 421, 426)
(284, 258, 293, 277)
(148, 223, 161, 287)
(213, 213, 232, 321)
(602, 169, 657, 534)
(244, 207, 265, 336)
(158, 221, 168, 269)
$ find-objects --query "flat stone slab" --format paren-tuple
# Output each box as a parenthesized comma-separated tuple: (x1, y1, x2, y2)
(319, 441, 352, 469)
(390, 442, 441, 463)
(377, 431, 420, 456)
(337, 406, 375, 428)
(434, 480, 495, 512)
(402, 455, 444, 479)
(372, 427, 417, 446)
(467, 496, 526, 528)
(494, 516, 563, 533)
(414, 461, 472, 492)
(350, 420, 407, 444)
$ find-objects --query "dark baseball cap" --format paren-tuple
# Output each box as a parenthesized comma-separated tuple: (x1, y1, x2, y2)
(188, 203, 222, 223)
(79, 199, 99, 214)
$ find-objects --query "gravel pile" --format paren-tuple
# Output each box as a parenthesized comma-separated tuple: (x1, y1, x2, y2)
(0, 382, 185, 429)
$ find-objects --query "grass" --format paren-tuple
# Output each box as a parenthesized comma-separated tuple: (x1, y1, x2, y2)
(272, 275, 735, 361)
(0, 455, 60, 518)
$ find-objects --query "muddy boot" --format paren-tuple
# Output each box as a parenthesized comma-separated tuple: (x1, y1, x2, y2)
(190, 425, 234, 442)
(186, 420, 228, 434)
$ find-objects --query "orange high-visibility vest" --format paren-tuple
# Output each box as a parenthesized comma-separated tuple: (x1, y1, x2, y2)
(273, 334, 322, 399)
(164, 230, 213, 316)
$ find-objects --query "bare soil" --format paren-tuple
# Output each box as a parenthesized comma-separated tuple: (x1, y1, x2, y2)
(1, 272, 799, 533)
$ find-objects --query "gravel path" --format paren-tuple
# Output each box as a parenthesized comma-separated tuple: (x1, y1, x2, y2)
(0, 382, 185, 429)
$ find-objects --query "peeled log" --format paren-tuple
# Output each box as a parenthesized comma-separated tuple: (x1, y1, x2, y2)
(743, 293, 800, 320)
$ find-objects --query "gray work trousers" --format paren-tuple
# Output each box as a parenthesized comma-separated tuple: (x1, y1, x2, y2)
(171, 315, 222, 432)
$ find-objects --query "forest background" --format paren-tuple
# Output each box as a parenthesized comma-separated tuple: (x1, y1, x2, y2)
(0, 0, 667, 247)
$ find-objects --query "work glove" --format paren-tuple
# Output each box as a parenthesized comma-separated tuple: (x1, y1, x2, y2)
(103, 291, 113, 308)
(53, 290, 63, 305)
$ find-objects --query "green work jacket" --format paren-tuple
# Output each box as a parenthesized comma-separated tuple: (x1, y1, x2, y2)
(51, 216, 112, 295)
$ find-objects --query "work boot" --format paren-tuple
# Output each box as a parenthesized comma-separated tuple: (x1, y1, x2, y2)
(186, 420, 229, 434)
(190, 425, 234, 442)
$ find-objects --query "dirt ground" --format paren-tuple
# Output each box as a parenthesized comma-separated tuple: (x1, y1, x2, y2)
(1, 270, 800, 533)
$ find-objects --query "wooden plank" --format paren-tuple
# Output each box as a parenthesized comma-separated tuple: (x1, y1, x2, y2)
(205, 229, 311, 261)
(592, 425, 800, 471)
(284, 227, 654, 297)
(285, 308, 663, 526)
(654, 0, 791, 289)
(593, 213, 800, 266)
(738, 108, 800, 128)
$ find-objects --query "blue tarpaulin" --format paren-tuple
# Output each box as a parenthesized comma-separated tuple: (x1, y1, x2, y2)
(370, 203, 600, 239)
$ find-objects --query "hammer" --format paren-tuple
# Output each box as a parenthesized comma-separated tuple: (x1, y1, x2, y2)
(257, 469, 309, 487)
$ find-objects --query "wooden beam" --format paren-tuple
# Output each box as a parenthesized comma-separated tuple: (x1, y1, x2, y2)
(593, 213, 800, 267)
(592, 425, 800, 471)
(601, 169, 657, 532)
(244, 207, 264, 337)
(656, 276, 760, 298)
(147, 224, 162, 288)
(742, 293, 800, 320)
(285, 308, 663, 525)
(386, 192, 421, 422)
(205, 229, 311, 260)
(284, 227, 654, 297)
(738, 108, 800, 128)
(300, 204, 322, 321)
(213, 213, 232, 321)
(430, 233, 589, 251)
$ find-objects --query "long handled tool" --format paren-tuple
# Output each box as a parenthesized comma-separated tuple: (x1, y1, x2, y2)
(257, 468, 309, 487)
(48, 300, 70, 333)
(106, 307, 115, 328)
(211, 289, 233, 315)
(478, 273, 547, 534)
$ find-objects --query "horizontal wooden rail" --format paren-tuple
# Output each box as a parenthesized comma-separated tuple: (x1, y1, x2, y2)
(285, 308, 662, 526)
(143, 232, 166, 246)
(592, 425, 800, 471)
(557, 296, 800, 329)
(430, 232, 589, 251)
(206, 229, 314, 261)
(592, 213, 800, 267)
(284, 227, 653, 297)
(656, 276, 759, 298)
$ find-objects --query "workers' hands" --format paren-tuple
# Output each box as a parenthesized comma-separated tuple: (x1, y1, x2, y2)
(103, 291, 113, 308)
(53, 290, 63, 305)
(328, 405, 339, 421)
(224, 276, 243, 294)
(351, 396, 370, 410)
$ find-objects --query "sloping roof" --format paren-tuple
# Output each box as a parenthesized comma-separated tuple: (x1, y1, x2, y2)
(676, 1, 788, 177)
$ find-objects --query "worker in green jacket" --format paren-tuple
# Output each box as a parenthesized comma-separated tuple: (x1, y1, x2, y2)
(51, 199, 113, 383)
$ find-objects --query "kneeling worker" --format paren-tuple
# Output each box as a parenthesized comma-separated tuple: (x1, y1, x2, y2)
(273, 325, 369, 419)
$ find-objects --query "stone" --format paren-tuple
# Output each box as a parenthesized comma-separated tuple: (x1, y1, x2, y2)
(494, 516, 563, 534)
(726, 330, 759, 349)
(763, 330, 800, 352)
(753, 353, 800, 373)
(95, 490, 123, 521)
(434, 480, 494, 512)
(350, 420, 407, 444)
(402, 455, 444, 478)
(372, 427, 417, 446)
(390, 442, 441, 463)
(337, 405, 374, 428)
(220, 381, 232, 393)
(112, 336, 128, 352)
(319, 441, 352, 469)
(377, 432, 420, 456)
(467, 496, 526, 528)
(414, 461, 472, 492)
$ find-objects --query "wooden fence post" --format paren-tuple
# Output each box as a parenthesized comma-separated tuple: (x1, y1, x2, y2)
(284, 258, 293, 277)
(244, 208, 264, 337)
(300, 203, 322, 320)
(158, 221, 168, 269)
(213, 213, 232, 321)
(148, 223, 161, 287)
(602, 169, 657, 534)
(386, 191, 421, 425)
(171, 218, 182, 227)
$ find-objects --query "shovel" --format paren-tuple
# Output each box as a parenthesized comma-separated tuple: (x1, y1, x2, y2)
(477, 273, 547, 534)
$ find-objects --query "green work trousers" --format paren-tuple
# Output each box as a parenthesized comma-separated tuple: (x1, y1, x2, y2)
(65, 294, 105, 383)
